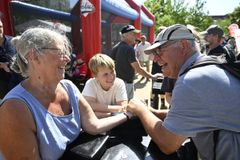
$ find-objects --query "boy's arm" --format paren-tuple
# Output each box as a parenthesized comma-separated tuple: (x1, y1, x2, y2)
(94, 112, 112, 118)
(84, 96, 127, 113)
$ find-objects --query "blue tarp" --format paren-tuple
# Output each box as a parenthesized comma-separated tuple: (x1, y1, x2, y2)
(141, 10, 154, 26)
(10, 1, 153, 26)
(10, 1, 76, 22)
(101, 0, 153, 26)
(101, 0, 138, 20)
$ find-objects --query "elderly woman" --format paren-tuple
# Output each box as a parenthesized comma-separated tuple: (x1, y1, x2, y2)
(0, 28, 131, 159)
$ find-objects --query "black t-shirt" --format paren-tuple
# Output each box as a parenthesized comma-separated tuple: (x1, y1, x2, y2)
(161, 77, 176, 93)
(0, 35, 16, 81)
(208, 45, 227, 56)
(110, 41, 137, 82)
(0, 36, 23, 92)
(151, 62, 162, 74)
(208, 45, 235, 62)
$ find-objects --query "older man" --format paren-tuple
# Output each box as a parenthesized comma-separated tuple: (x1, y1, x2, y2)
(110, 25, 158, 100)
(127, 24, 240, 160)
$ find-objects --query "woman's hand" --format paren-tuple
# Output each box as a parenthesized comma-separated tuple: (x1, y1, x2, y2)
(120, 104, 127, 112)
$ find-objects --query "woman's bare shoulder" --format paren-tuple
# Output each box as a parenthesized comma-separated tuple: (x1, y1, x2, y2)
(0, 99, 36, 131)
(0, 99, 39, 159)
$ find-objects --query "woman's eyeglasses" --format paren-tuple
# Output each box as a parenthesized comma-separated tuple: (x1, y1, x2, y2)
(39, 48, 69, 58)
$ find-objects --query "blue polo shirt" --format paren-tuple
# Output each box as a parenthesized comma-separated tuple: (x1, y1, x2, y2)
(163, 52, 240, 159)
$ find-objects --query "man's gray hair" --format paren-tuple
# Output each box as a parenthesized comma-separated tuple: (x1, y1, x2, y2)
(188, 39, 200, 53)
(11, 27, 72, 77)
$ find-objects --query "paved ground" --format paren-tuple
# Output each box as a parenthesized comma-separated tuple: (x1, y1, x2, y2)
(133, 73, 169, 110)
(133, 74, 152, 105)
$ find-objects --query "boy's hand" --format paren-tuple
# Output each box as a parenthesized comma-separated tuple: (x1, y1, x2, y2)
(127, 98, 148, 115)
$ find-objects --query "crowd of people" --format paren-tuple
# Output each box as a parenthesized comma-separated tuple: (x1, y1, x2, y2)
(0, 27, 132, 159)
(0, 9, 240, 160)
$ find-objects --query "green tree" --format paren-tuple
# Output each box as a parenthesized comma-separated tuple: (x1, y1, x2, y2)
(229, 6, 240, 27)
(186, 0, 212, 30)
(215, 19, 232, 36)
(213, 3, 240, 36)
(144, 0, 212, 32)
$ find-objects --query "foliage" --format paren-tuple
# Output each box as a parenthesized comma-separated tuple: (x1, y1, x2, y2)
(144, 0, 212, 32)
(186, 0, 212, 30)
(215, 19, 232, 36)
(28, 0, 70, 12)
(229, 6, 240, 27)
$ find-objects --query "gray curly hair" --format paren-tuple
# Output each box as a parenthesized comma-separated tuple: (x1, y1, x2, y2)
(11, 27, 72, 77)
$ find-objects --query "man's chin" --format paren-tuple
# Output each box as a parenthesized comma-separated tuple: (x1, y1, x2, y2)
(162, 72, 169, 77)
(161, 69, 170, 77)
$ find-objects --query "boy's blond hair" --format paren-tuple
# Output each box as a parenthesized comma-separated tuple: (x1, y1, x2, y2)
(89, 53, 115, 75)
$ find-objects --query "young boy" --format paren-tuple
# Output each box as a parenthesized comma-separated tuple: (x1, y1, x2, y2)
(82, 54, 128, 118)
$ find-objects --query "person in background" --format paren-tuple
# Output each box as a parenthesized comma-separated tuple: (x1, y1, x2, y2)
(135, 35, 151, 77)
(0, 27, 132, 160)
(150, 26, 167, 109)
(225, 36, 239, 60)
(82, 54, 128, 118)
(71, 54, 88, 80)
(110, 25, 159, 100)
(0, 16, 22, 99)
(134, 38, 141, 57)
(201, 25, 235, 62)
(65, 53, 88, 92)
(160, 77, 176, 106)
(127, 24, 240, 160)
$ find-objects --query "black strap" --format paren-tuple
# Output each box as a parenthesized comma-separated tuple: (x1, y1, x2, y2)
(221, 62, 240, 79)
(180, 56, 240, 80)
(167, 26, 182, 40)
(213, 130, 220, 160)
(179, 56, 223, 77)
(166, 26, 193, 40)
(223, 46, 236, 62)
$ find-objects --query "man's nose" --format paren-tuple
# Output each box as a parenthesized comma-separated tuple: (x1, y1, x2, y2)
(153, 54, 160, 62)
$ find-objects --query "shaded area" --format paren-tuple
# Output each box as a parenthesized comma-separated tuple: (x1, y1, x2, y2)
(15, 19, 71, 33)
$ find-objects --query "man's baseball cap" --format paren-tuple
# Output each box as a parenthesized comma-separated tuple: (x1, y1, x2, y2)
(144, 24, 195, 55)
(120, 25, 141, 34)
(201, 25, 224, 37)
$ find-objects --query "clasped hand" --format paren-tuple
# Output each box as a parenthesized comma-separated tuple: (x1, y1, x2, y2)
(126, 98, 149, 116)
